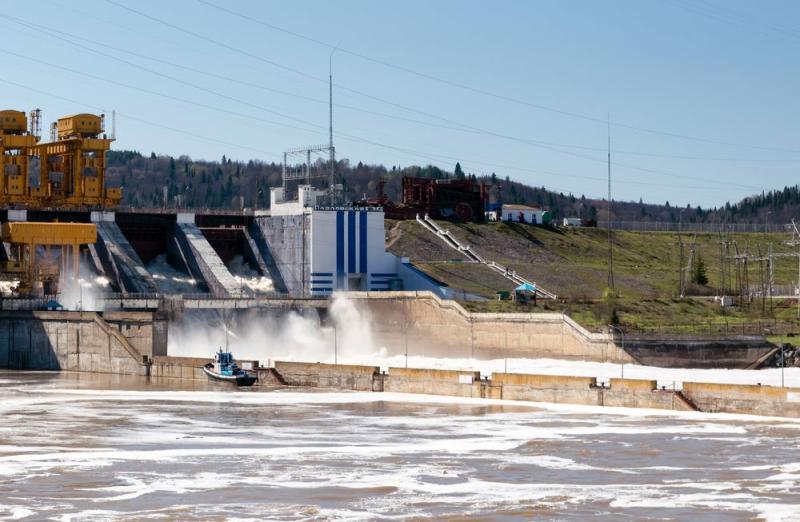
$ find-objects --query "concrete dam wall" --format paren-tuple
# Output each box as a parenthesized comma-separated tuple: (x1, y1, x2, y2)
(0, 311, 167, 375)
(343, 292, 776, 368)
(271, 361, 800, 418)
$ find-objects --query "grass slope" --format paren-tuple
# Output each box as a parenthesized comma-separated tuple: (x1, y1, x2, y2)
(386, 219, 800, 334)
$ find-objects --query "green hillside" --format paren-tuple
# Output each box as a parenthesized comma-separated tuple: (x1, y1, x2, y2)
(387, 220, 800, 334)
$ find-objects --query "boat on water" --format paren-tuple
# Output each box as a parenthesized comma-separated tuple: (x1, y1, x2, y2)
(203, 349, 258, 387)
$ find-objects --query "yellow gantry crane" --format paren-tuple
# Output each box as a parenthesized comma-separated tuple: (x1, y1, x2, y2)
(0, 109, 40, 207)
(33, 113, 122, 208)
(0, 109, 121, 209)
(0, 109, 118, 295)
(1, 221, 97, 295)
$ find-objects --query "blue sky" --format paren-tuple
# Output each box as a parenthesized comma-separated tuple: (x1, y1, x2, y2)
(1, 0, 798, 207)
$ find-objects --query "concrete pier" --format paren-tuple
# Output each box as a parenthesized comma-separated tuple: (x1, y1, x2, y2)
(270, 361, 800, 418)
(0, 310, 166, 374)
(173, 222, 241, 297)
(253, 216, 309, 296)
(140, 358, 800, 418)
(95, 221, 159, 294)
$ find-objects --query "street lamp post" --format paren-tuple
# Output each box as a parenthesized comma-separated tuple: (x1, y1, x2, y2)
(609, 324, 625, 379)
(78, 278, 84, 312)
(333, 324, 338, 365)
(404, 326, 409, 369)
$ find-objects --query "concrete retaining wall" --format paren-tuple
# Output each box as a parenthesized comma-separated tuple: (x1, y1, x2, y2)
(264, 360, 797, 417)
(346, 292, 631, 363)
(150, 356, 209, 380)
(0, 311, 155, 375)
(683, 382, 800, 417)
(254, 216, 309, 297)
(624, 337, 776, 369)
(383, 367, 483, 397)
(275, 361, 379, 391)
(343, 292, 774, 368)
(102, 311, 167, 358)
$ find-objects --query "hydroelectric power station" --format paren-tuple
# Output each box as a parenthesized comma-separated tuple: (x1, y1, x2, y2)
(0, 107, 791, 420)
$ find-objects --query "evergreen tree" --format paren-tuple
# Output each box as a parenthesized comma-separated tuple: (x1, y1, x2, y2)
(454, 162, 465, 179)
(691, 256, 709, 286)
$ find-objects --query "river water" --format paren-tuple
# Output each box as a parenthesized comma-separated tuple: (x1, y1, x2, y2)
(1, 371, 800, 521)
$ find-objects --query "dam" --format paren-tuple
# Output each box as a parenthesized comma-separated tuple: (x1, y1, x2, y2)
(0, 108, 791, 420)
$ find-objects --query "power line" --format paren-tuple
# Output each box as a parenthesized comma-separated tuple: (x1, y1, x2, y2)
(0, 77, 280, 158)
(1, 15, 769, 192)
(194, 0, 800, 155)
(17, 11, 800, 168)
(0, 15, 330, 132)
(11, 10, 797, 165)
(668, 0, 800, 45)
(0, 49, 324, 136)
(0, 75, 735, 196)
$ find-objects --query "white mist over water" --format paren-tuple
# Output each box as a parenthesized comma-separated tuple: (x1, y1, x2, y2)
(168, 297, 383, 363)
(168, 296, 800, 387)
(147, 255, 198, 294)
(227, 255, 273, 295)
(57, 263, 110, 311)
(0, 280, 19, 296)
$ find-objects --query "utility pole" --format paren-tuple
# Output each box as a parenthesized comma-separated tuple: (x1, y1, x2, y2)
(718, 231, 726, 297)
(606, 114, 615, 292)
(786, 220, 800, 319)
(678, 209, 685, 299)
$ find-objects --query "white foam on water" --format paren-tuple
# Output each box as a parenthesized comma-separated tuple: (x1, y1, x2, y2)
(8, 387, 800, 425)
(3, 378, 800, 521)
(0, 280, 19, 296)
(0, 506, 35, 520)
(227, 255, 274, 295)
(496, 454, 637, 474)
(81, 472, 265, 503)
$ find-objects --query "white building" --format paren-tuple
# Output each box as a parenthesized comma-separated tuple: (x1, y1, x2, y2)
(563, 217, 582, 227)
(270, 185, 326, 216)
(266, 187, 448, 297)
(501, 204, 552, 225)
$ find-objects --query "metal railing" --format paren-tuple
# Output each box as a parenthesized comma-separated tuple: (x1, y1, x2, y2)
(417, 214, 558, 299)
(597, 221, 793, 234)
(114, 206, 259, 216)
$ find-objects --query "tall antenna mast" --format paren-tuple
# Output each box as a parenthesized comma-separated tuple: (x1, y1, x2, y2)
(607, 113, 615, 291)
(328, 45, 339, 205)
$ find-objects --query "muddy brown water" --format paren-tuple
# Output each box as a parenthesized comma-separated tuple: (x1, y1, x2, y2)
(1, 371, 799, 521)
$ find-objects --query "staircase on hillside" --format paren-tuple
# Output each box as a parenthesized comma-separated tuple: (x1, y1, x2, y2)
(415, 214, 557, 299)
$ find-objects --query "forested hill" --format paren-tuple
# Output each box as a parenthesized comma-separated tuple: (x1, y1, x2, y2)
(105, 150, 799, 224)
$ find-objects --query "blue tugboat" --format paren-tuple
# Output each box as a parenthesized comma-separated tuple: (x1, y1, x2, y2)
(203, 349, 258, 387)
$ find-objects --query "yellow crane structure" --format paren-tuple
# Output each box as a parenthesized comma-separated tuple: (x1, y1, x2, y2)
(32, 113, 122, 208)
(0, 109, 40, 207)
(1, 221, 97, 296)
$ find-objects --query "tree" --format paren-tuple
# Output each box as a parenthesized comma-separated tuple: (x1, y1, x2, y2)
(454, 162, 465, 179)
(692, 256, 709, 286)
